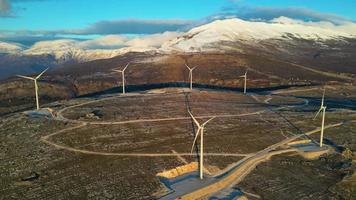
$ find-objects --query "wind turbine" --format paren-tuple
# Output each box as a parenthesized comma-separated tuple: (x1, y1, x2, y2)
(188, 110, 215, 180)
(112, 63, 130, 94)
(313, 88, 327, 147)
(185, 64, 197, 90)
(17, 68, 48, 110)
(240, 71, 247, 94)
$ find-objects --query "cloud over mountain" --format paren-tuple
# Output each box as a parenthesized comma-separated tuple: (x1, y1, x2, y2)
(125, 32, 182, 48)
(77, 35, 128, 50)
(0, 30, 181, 55)
(2, 16, 356, 56)
(58, 19, 194, 35)
(2, 3, 356, 45)
(216, 5, 354, 25)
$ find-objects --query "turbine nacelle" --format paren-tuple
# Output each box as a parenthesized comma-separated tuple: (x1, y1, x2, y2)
(239, 71, 247, 78)
(313, 88, 326, 120)
(113, 62, 130, 73)
(190, 116, 215, 153)
(185, 64, 197, 72)
(16, 68, 48, 81)
(313, 106, 326, 120)
(240, 70, 248, 94)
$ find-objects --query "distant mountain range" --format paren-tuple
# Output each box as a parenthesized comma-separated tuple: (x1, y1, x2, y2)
(0, 17, 356, 80)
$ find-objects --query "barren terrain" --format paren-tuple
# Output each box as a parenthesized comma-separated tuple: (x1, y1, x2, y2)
(1, 85, 355, 199)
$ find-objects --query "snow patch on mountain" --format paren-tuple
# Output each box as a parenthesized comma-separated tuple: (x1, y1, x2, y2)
(19, 39, 158, 63)
(161, 17, 356, 52)
(13, 32, 181, 63)
(0, 42, 25, 54)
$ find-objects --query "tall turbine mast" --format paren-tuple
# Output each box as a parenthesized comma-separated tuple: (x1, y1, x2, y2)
(188, 110, 215, 179)
(240, 71, 247, 94)
(185, 64, 197, 90)
(113, 63, 130, 94)
(17, 68, 48, 110)
(313, 88, 327, 147)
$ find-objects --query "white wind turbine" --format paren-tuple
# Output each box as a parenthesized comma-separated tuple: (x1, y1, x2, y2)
(188, 110, 215, 180)
(313, 88, 327, 147)
(240, 71, 247, 94)
(112, 63, 130, 94)
(185, 64, 197, 90)
(17, 68, 48, 110)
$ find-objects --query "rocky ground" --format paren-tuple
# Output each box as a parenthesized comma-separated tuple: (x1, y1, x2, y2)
(0, 86, 355, 199)
(2, 51, 356, 116)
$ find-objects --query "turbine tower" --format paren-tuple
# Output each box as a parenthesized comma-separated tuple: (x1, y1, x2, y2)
(185, 64, 197, 90)
(112, 63, 130, 94)
(17, 68, 48, 110)
(188, 110, 215, 179)
(240, 71, 247, 94)
(313, 88, 327, 147)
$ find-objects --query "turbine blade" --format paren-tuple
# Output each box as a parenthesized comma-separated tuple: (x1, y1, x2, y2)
(321, 88, 325, 107)
(188, 110, 200, 127)
(36, 68, 48, 79)
(202, 116, 215, 127)
(185, 64, 191, 70)
(313, 108, 322, 120)
(191, 127, 201, 153)
(191, 66, 198, 71)
(123, 63, 130, 71)
(16, 75, 35, 80)
(112, 69, 123, 73)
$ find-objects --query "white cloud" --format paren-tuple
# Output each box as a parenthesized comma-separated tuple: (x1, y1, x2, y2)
(23, 39, 79, 55)
(125, 31, 182, 48)
(218, 5, 353, 25)
(21, 31, 182, 54)
(55, 19, 193, 35)
(7, 16, 356, 55)
(270, 16, 356, 35)
(77, 35, 128, 50)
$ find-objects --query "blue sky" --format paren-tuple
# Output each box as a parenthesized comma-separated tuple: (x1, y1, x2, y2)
(0, 0, 355, 43)
(1, 0, 225, 30)
(1, 0, 355, 30)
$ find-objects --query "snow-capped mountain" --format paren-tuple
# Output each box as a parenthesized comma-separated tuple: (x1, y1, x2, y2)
(1, 33, 170, 65)
(0, 42, 25, 54)
(0, 38, 160, 79)
(1, 17, 356, 80)
(22, 39, 157, 63)
(3, 17, 356, 61)
(161, 17, 356, 52)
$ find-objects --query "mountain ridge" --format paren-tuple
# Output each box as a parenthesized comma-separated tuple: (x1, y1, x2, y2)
(2, 17, 356, 57)
(161, 17, 356, 52)
(1, 17, 356, 79)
